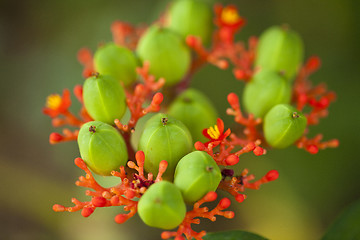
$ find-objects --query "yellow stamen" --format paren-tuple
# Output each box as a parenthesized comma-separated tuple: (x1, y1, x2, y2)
(46, 94, 62, 110)
(207, 125, 220, 139)
(221, 7, 241, 25)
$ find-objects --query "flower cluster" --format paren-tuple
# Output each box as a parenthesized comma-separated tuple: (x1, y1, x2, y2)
(44, 1, 338, 240)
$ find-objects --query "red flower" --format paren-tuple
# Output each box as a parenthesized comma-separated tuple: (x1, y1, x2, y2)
(215, 5, 245, 30)
(202, 118, 231, 146)
(43, 89, 71, 118)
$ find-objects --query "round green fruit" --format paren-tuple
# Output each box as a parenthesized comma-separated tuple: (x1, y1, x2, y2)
(83, 74, 127, 125)
(138, 181, 186, 229)
(136, 25, 191, 86)
(138, 113, 193, 180)
(77, 121, 128, 176)
(94, 43, 138, 86)
(243, 69, 292, 118)
(255, 25, 304, 80)
(174, 151, 221, 203)
(167, 0, 213, 44)
(168, 88, 217, 142)
(263, 104, 307, 149)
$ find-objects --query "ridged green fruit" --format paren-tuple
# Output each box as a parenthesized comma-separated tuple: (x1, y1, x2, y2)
(168, 88, 217, 142)
(83, 74, 126, 125)
(94, 43, 138, 86)
(255, 25, 304, 80)
(243, 70, 292, 118)
(138, 181, 186, 229)
(174, 151, 221, 203)
(264, 104, 307, 149)
(136, 25, 191, 86)
(167, 0, 213, 44)
(138, 113, 192, 180)
(78, 121, 128, 176)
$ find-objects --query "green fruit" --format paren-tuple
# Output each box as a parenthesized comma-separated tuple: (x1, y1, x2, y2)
(167, 0, 213, 44)
(263, 104, 307, 149)
(243, 70, 292, 118)
(255, 25, 304, 80)
(174, 151, 221, 203)
(138, 181, 186, 229)
(130, 112, 155, 150)
(138, 113, 193, 180)
(78, 121, 128, 176)
(136, 25, 191, 86)
(168, 88, 217, 142)
(94, 43, 138, 86)
(83, 74, 127, 125)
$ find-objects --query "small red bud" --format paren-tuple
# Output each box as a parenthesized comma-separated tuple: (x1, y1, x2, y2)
(235, 194, 245, 203)
(91, 196, 107, 207)
(115, 214, 127, 224)
(318, 97, 330, 108)
(49, 132, 63, 143)
(135, 151, 145, 165)
(52, 204, 65, 212)
(234, 69, 246, 79)
(203, 191, 217, 202)
(266, 170, 279, 181)
(306, 56, 321, 72)
(225, 154, 239, 165)
(152, 92, 164, 105)
(194, 141, 206, 150)
(227, 93, 239, 107)
(307, 145, 319, 154)
(219, 198, 231, 209)
(125, 190, 136, 199)
(81, 207, 94, 217)
(253, 146, 264, 156)
(186, 35, 198, 47)
(111, 196, 119, 205)
(74, 158, 87, 170)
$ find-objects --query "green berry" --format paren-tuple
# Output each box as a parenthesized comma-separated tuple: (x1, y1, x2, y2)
(83, 74, 127, 125)
(136, 25, 191, 86)
(94, 43, 138, 86)
(138, 113, 193, 180)
(77, 121, 128, 176)
(174, 151, 221, 203)
(263, 104, 307, 149)
(255, 25, 304, 80)
(243, 70, 292, 118)
(168, 88, 217, 142)
(167, 0, 213, 44)
(138, 181, 186, 229)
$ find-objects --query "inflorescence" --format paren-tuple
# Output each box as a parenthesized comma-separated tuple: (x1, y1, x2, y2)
(44, 2, 338, 240)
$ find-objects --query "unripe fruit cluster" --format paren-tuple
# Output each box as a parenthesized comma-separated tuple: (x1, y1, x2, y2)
(244, 25, 307, 148)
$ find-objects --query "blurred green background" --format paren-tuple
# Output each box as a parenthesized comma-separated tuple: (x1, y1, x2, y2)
(1, 0, 359, 239)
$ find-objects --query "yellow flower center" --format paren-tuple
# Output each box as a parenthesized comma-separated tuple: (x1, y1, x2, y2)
(46, 94, 62, 110)
(221, 7, 240, 25)
(207, 125, 220, 139)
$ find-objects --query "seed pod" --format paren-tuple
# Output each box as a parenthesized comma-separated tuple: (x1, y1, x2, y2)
(263, 104, 307, 148)
(77, 121, 128, 176)
(138, 113, 192, 180)
(137, 181, 186, 229)
(83, 74, 127, 125)
(255, 25, 304, 80)
(174, 151, 221, 203)
(94, 43, 138, 86)
(136, 25, 191, 86)
(168, 88, 217, 142)
(167, 0, 213, 45)
(243, 70, 292, 118)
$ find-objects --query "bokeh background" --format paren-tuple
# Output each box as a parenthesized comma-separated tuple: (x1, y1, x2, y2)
(1, 0, 359, 239)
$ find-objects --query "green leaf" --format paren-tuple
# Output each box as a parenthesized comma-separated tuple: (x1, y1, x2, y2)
(322, 199, 360, 240)
(203, 230, 268, 240)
